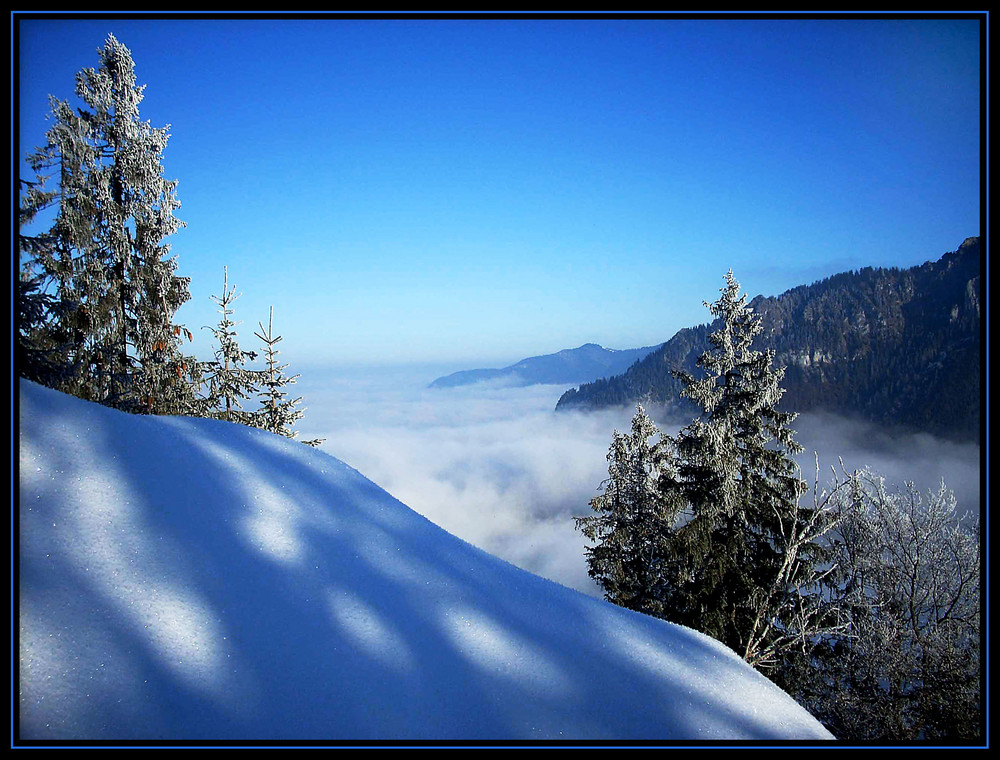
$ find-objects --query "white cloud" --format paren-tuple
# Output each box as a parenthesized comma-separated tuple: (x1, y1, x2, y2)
(294, 365, 981, 595)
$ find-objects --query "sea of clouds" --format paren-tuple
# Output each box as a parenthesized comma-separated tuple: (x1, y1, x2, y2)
(294, 363, 982, 597)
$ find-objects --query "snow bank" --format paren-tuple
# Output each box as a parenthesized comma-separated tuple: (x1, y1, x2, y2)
(17, 379, 834, 742)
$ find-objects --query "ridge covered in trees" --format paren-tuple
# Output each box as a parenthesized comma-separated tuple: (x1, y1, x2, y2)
(557, 238, 981, 442)
(17, 34, 320, 444)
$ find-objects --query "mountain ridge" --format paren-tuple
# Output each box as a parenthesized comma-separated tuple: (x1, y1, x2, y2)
(556, 237, 981, 442)
(428, 342, 661, 389)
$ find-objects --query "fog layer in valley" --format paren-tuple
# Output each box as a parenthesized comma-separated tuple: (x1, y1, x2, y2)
(296, 364, 982, 597)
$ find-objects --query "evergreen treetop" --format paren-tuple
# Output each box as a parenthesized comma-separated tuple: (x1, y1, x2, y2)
(203, 267, 262, 426)
(575, 405, 680, 618)
(254, 305, 305, 440)
(576, 271, 832, 670)
(19, 33, 195, 414)
(658, 271, 813, 661)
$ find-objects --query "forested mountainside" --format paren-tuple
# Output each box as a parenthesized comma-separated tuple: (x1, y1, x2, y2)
(556, 238, 981, 442)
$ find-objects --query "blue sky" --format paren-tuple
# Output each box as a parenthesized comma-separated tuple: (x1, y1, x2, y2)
(15, 14, 983, 368)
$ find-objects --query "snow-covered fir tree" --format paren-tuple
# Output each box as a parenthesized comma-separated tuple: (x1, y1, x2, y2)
(253, 306, 305, 439)
(656, 271, 825, 666)
(16, 269, 72, 389)
(203, 268, 263, 426)
(18, 34, 197, 414)
(18, 108, 96, 400)
(17, 177, 80, 390)
(575, 404, 681, 618)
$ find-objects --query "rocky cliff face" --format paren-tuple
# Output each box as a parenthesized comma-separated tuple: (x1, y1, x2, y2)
(557, 238, 981, 442)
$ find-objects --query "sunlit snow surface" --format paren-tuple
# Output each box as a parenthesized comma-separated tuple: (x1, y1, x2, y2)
(18, 379, 833, 742)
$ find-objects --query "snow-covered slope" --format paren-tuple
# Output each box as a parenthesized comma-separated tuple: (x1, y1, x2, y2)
(17, 379, 833, 742)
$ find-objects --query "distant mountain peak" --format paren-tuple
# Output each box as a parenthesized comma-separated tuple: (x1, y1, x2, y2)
(428, 342, 661, 389)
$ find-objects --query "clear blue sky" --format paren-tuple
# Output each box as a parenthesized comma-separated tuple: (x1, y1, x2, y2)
(15, 14, 982, 368)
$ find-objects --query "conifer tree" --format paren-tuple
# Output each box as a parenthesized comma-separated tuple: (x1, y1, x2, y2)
(17, 271, 68, 387)
(575, 405, 680, 618)
(253, 306, 305, 439)
(17, 178, 82, 389)
(203, 268, 262, 426)
(656, 271, 822, 665)
(19, 34, 196, 413)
